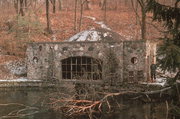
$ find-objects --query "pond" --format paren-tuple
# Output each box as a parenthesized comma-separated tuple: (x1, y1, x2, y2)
(0, 88, 168, 119)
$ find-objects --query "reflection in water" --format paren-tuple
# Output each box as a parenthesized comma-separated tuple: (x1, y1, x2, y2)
(0, 88, 167, 119)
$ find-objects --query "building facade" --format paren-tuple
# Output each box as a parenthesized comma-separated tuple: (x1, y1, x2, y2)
(27, 28, 156, 83)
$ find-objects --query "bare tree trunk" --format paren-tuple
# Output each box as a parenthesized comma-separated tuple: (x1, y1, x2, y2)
(84, 0, 90, 10)
(19, 0, 24, 16)
(174, 71, 180, 80)
(137, 0, 147, 40)
(79, 0, 84, 32)
(14, 0, 19, 14)
(46, 0, 52, 33)
(104, 0, 107, 22)
(114, 0, 118, 10)
(74, 0, 78, 31)
(141, 6, 146, 40)
(34, 0, 37, 9)
(24, 0, 27, 11)
(101, 0, 105, 10)
(53, 0, 56, 13)
(135, 0, 139, 25)
(58, 0, 62, 10)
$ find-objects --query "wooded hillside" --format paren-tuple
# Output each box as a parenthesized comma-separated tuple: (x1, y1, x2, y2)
(0, 0, 178, 58)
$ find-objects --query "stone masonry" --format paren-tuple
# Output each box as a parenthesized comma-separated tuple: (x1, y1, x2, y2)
(27, 28, 156, 84)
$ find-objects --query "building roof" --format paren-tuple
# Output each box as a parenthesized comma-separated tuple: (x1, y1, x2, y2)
(66, 28, 126, 42)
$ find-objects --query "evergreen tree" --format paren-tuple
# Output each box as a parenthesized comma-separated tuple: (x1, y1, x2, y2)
(147, 0, 180, 80)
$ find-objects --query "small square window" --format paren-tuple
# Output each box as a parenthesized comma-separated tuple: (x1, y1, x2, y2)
(128, 71, 134, 81)
(137, 70, 144, 79)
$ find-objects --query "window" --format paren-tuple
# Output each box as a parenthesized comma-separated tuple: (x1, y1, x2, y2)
(128, 71, 134, 81)
(39, 45, 42, 51)
(62, 56, 102, 80)
(137, 70, 144, 80)
(131, 57, 138, 64)
(33, 57, 38, 63)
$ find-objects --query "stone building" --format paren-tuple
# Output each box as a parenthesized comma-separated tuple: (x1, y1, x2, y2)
(27, 28, 156, 84)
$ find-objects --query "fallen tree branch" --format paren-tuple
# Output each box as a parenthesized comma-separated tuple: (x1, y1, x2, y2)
(0, 103, 26, 107)
(142, 87, 171, 95)
(0, 103, 39, 119)
(50, 86, 174, 118)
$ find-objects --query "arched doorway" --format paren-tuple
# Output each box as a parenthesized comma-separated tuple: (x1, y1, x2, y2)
(61, 56, 102, 80)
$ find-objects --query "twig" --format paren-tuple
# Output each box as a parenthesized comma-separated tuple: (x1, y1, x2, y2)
(0, 103, 26, 107)
(165, 101, 169, 119)
(176, 83, 180, 102)
(0, 105, 39, 119)
(106, 98, 111, 112)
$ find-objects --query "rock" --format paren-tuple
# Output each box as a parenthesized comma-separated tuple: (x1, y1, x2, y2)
(6, 60, 27, 76)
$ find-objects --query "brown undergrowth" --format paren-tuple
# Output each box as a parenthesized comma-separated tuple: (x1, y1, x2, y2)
(0, 3, 163, 72)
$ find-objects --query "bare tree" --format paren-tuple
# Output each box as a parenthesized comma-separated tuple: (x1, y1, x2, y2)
(53, 0, 56, 13)
(74, 0, 78, 31)
(46, 0, 52, 33)
(19, 0, 25, 16)
(79, 0, 88, 32)
(104, 0, 107, 22)
(24, 0, 27, 11)
(50, 0, 56, 13)
(14, 0, 19, 14)
(79, 0, 83, 32)
(131, 0, 148, 40)
(131, 0, 139, 25)
(58, 0, 62, 10)
(84, 0, 91, 10)
(138, 0, 147, 40)
(100, 0, 105, 10)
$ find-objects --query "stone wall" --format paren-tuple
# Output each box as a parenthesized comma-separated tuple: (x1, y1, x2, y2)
(27, 41, 123, 82)
(123, 41, 147, 82)
(27, 41, 156, 84)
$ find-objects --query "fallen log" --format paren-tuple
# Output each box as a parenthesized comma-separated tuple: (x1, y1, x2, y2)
(142, 87, 171, 95)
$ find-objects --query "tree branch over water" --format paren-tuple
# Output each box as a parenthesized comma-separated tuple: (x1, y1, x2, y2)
(0, 103, 39, 119)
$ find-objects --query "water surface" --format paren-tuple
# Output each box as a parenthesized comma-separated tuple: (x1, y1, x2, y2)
(0, 88, 167, 119)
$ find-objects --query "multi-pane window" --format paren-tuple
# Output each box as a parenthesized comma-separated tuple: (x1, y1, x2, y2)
(62, 56, 102, 80)
(137, 70, 144, 80)
(128, 70, 144, 82)
(128, 71, 134, 81)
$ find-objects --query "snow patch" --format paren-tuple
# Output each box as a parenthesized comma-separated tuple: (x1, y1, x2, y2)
(84, 16, 96, 21)
(110, 45, 115, 48)
(0, 77, 41, 82)
(89, 30, 101, 41)
(68, 30, 102, 42)
(95, 21, 111, 30)
(84, 15, 134, 40)
(84, 16, 111, 30)
(157, 68, 177, 78)
(69, 31, 89, 42)
(140, 77, 167, 86)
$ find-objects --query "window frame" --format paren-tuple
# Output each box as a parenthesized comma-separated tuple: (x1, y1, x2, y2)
(61, 56, 103, 80)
